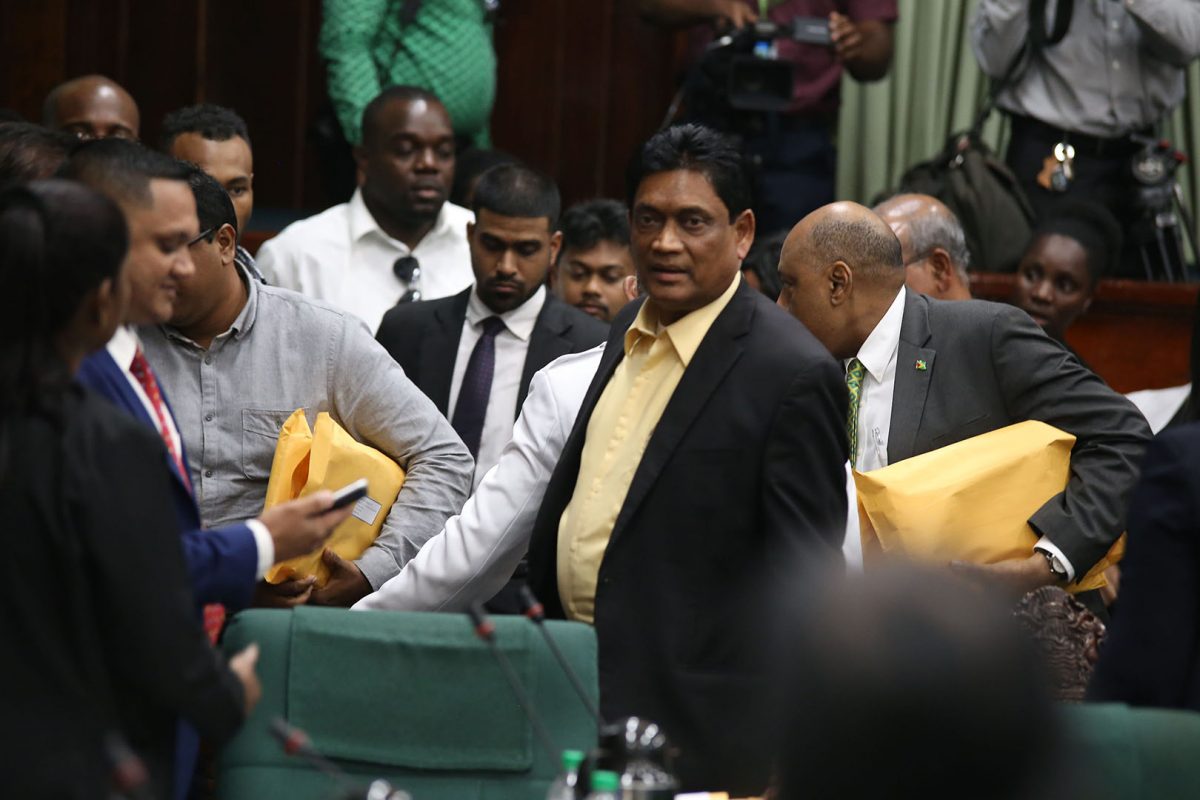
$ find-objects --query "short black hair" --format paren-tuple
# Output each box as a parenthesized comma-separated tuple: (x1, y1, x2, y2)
(0, 122, 77, 189)
(558, 199, 630, 262)
(57, 138, 189, 209)
(361, 85, 445, 149)
(183, 163, 238, 236)
(741, 229, 787, 300)
(160, 103, 251, 151)
(626, 123, 751, 220)
(451, 147, 520, 207)
(1032, 200, 1122, 287)
(472, 163, 561, 229)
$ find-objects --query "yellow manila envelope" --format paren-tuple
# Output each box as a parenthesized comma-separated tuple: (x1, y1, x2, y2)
(854, 420, 1124, 593)
(263, 409, 406, 586)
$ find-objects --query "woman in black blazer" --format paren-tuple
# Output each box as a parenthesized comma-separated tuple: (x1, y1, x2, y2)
(0, 180, 256, 798)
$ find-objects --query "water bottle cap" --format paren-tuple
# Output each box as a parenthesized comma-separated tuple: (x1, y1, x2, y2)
(591, 770, 620, 792)
(561, 749, 585, 771)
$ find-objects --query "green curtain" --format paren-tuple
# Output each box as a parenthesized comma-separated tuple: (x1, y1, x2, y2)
(836, 0, 1200, 253)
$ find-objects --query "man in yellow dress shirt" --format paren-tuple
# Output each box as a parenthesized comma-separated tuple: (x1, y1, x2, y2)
(526, 124, 849, 795)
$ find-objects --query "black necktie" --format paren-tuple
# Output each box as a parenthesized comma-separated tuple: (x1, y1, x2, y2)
(451, 316, 506, 458)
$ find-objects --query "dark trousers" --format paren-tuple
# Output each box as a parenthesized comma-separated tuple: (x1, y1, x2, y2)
(1004, 114, 1167, 280)
(743, 116, 837, 236)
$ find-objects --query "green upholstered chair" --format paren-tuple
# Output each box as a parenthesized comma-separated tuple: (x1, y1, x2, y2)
(217, 607, 599, 800)
(1062, 703, 1200, 799)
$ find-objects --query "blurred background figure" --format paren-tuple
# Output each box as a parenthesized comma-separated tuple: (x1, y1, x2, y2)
(42, 74, 139, 141)
(739, 228, 785, 301)
(874, 192, 972, 301)
(451, 147, 519, 208)
(0, 121, 75, 189)
(551, 198, 636, 322)
(1009, 200, 1121, 347)
(772, 568, 1066, 800)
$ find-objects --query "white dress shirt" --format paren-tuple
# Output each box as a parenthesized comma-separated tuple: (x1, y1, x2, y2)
(354, 341, 865, 613)
(449, 284, 547, 489)
(105, 326, 274, 578)
(354, 344, 604, 612)
(256, 188, 475, 333)
(851, 287, 1077, 580)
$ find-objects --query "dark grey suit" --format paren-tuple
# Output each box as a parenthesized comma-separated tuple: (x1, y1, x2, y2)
(891, 291, 1152, 573)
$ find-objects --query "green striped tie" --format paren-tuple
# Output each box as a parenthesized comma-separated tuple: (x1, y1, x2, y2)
(845, 358, 865, 468)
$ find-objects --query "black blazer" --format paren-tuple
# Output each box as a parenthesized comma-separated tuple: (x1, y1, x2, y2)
(1089, 424, 1200, 710)
(2, 385, 244, 799)
(526, 280, 849, 794)
(890, 292, 1151, 573)
(376, 287, 608, 418)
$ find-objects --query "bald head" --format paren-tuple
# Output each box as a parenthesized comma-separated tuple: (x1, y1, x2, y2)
(874, 193, 971, 301)
(43, 75, 139, 141)
(776, 202, 905, 359)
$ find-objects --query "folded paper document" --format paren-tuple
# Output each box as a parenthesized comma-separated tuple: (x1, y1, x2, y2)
(263, 409, 405, 586)
(854, 420, 1123, 592)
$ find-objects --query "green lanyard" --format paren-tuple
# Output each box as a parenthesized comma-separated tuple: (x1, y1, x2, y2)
(758, 0, 784, 17)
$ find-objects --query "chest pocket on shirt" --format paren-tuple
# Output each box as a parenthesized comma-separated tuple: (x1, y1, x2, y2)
(241, 409, 302, 480)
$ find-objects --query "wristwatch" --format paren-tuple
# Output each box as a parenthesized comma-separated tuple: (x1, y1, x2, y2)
(1035, 547, 1069, 582)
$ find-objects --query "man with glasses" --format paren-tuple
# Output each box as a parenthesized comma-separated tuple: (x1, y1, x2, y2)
(258, 86, 473, 331)
(874, 193, 972, 301)
(140, 165, 474, 609)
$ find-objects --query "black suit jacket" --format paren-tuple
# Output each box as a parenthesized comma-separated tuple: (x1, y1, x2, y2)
(375, 287, 608, 419)
(890, 292, 1151, 573)
(1088, 424, 1200, 710)
(2, 385, 244, 799)
(526, 280, 849, 794)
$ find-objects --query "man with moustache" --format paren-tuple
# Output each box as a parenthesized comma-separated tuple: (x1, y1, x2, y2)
(377, 163, 607, 488)
(258, 86, 473, 331)
(551, 198, 636, 322)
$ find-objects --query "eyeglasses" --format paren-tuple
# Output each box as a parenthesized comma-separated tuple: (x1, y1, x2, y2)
(393, 255, 422, 303)
(187, 227, 216, 247)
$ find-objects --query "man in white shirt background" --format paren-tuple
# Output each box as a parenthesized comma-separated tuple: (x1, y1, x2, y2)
(376, 163, 607, 488)
(257, 86, 474, 331)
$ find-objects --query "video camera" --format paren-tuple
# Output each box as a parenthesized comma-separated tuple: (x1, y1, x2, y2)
(684, 17, 832, 127)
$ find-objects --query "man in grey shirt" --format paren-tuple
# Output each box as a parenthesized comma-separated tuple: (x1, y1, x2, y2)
(141, 165, 474, 607)
(972, 0, 1200, 277)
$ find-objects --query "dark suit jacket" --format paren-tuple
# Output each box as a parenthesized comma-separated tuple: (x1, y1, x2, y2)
(3, 385, 244, 799)
(375, 287, 609, 419)
(1088, 424, 1200, 710)
(77, 349, 258, 611)
(526, 280, 849, 794)
(891, 293, 1151, 573)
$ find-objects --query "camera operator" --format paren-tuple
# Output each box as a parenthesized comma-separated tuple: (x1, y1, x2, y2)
(971, 0, 1200, 279)
(641, 0, 896, 234)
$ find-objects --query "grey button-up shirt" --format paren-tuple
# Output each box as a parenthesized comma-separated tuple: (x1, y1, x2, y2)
(972, 0, 1200, 138)
(140, 269, 474, 589)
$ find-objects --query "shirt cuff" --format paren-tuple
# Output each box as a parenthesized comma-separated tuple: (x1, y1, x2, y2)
(1033, 537, 1076, 583)
(246, 519, 275, 581)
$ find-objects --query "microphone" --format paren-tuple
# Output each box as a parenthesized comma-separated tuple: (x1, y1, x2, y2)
(466, 602, 562, 768)
(270, 718, 410, 800)
(518, 584, 603, 726)
(104, 733, 155, 800)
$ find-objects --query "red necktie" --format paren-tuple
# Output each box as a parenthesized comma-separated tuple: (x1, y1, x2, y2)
(128, 347, 224, 642)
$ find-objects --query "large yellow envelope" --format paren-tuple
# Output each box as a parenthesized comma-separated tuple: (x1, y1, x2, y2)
(263, 409, 406, 586)
(854, 420, 1123, 593)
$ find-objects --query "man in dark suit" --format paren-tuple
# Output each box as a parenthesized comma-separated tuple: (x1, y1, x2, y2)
(778, 201, 1151, 596)
(377, 163, 607, 487)
(1089, 423, 1200, 710)
(525, 124, 849, 794)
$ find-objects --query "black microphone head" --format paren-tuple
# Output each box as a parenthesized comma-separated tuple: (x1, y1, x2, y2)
(467, 602, 495, 641)
(518, 584, 546, 621)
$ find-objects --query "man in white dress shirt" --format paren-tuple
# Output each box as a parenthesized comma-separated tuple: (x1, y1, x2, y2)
(257, 86, 473, 331)
(778, 201, 1149, 599)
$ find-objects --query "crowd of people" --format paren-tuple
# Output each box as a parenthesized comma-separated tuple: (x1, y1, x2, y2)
(3, 1, 1200, 799)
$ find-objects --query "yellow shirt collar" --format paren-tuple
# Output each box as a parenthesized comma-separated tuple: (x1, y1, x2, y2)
(624, 272, 742, 367)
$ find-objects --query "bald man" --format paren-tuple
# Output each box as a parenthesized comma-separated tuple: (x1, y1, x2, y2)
(43, 75, 139, 141)
(777, 201, 1150, 600)
(873, 193, 972, 301)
